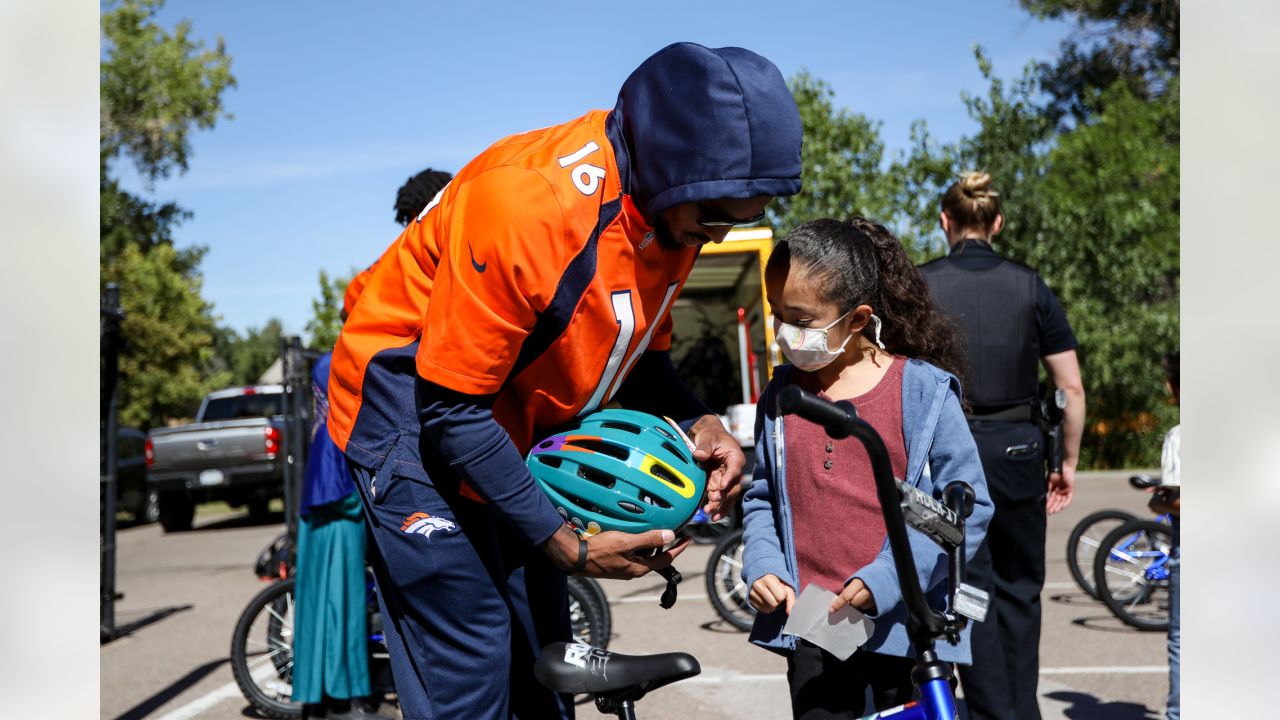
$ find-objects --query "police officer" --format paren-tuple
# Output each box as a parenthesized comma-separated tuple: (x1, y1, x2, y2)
(919, 172, 1085, 720)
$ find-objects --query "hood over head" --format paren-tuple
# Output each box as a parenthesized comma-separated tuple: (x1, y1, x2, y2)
(609, 42, 802, 224)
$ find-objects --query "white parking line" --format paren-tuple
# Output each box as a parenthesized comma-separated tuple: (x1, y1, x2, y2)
(152, 680, 244, 720)
(1039, 665, 1167, 675)
(153, 663, 282, 720)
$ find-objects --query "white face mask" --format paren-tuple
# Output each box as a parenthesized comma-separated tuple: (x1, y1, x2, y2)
(773, 312, 886, 371)
(773, 311, 852, 371)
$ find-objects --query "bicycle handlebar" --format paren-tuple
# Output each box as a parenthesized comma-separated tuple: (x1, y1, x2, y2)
(777, 385, 966, 645)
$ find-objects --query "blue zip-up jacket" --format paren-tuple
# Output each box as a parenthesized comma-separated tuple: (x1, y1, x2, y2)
(741, 360, 993, 663)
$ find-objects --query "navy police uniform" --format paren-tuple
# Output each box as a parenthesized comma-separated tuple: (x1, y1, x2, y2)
(919, 239, 1076, 720)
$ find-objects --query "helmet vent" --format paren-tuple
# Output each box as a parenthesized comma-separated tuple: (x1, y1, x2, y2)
(571, 438, 630, 461)
(653, 424, 678, 441)
(661, 441, 689, 463)
(639, 491, 672, 509)
(562, 491, 605, 515)
(537, 455, 563, 469)
(600, 421, 643, 434)
(617, 501, 645, 515)
(649, 462, 689, 491)
(577, 465, 617, 489)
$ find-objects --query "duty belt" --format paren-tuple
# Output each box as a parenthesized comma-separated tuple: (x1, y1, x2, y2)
(964, 403, 1033, 423)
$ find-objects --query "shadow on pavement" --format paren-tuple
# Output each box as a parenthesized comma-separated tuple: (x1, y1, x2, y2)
(1048, 591, 1108, 607)
(699, 619, 751, 635)
(109, 604, 195, 641)
(1070, 615, 1156, 634)
(113, 657, 229, 720)
(192, 511, 285, 532)
(1042, 690, 1159, 719)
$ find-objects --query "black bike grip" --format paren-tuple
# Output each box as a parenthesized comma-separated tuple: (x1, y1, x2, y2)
(778, 385, 858, 438)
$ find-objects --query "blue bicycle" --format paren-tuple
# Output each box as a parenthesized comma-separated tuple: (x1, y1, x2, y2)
(1090, 475, 1173, 632)
(535, 385, 981, 720)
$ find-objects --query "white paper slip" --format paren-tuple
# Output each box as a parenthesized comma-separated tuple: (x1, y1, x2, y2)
(781, 584, 876, 661)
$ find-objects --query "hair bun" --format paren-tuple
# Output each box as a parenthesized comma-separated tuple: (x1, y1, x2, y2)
(958, 171, 994, 198)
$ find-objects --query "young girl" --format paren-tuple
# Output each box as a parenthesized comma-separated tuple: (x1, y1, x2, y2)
(742, 217, 993, 719)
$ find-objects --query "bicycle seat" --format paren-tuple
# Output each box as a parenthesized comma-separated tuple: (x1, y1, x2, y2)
(535, 642, 700, 700)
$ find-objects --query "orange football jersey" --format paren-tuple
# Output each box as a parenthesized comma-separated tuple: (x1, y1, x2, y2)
(329, 110, 696, 469)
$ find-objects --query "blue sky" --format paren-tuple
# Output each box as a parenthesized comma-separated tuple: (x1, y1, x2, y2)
(114, 1, 1075, 337)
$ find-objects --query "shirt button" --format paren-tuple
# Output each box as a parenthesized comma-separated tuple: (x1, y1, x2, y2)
(825, 443, 834, 453)
(823, 459, 833, 470)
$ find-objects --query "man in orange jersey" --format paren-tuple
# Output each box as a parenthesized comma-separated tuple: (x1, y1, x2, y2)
(328, 42, 802, 719)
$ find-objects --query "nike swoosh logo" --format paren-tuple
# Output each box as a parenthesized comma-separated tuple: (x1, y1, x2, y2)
(468, 242, 487, 273)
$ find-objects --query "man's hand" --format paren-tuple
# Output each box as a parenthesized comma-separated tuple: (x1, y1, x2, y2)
(541, 524, 691, 580)
(689, 414, 745, 521)
(830, 578, 876, 614)
(1046, 464, 1075, 514)
(749, 574, 796, 614)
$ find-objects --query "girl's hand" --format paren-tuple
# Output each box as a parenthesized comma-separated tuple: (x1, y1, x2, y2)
(831, 578, 876, 614)
(749, 574, 796, 614)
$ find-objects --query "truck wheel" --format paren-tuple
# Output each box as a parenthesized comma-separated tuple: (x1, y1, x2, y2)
(159, 493, 195, 532)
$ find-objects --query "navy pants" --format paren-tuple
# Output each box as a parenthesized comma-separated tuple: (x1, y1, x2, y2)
(957, 420, 1047, 720)
(349, 461, 572, 720)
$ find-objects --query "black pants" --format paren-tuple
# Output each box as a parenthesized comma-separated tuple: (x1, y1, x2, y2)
(957, 420, 1047, 720)
(787, 641, 916, 719)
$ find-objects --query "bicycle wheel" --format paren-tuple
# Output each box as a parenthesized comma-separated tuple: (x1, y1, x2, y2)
(567, 576, 611, 649)
(1066, 509, 1137, 598)
(1093, 519, 1172, 631)
(230, 578, 302, 719)
(705, 527, 755, 632)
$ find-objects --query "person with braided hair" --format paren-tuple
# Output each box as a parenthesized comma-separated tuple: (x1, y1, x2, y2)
(393, 168, 453, 227)
(919, 171, 1086, 720)
(742, 217, 992, 719)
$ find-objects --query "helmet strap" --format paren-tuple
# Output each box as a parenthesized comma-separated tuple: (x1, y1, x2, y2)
(657, 565, 682, 609)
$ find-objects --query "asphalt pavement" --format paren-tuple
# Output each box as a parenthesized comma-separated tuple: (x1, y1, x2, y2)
(101, 471, 1170, 719)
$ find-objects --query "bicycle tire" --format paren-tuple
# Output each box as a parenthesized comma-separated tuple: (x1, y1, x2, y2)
(1066, 509, 1137, 598)
(567, 576, 611, 649)
(230, 578, 302, 719)
(1093, 519, 1172, 631)
(705, 527, 755, 632)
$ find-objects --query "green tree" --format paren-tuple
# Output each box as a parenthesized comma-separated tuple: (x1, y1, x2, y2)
(100, 0, 236, 428)
(213, 319, 286, 387)
(305, 270, 354, 352)
(769, 72, 898, 242)
(102, 244, 230, 427)
(1020, 0, 1178, 126)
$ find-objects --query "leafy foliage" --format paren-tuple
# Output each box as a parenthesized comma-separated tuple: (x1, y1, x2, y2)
(305, 270, 354, 352)
(768, 72, 898, 241)
(100, 0, 237, 428)
(100, 0, 235, 183)
(102, 243, 230, 427)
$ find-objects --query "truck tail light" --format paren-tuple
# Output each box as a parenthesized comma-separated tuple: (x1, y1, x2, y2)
(144, 438, 154, 467)
(264, 427, 281, 457)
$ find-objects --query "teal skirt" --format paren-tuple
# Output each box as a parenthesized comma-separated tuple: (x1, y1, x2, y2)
(291, 491, 370, 703)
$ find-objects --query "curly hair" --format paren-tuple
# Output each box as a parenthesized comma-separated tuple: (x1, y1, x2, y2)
(393, 168, 453, 226)
(767, 217, 967, 379)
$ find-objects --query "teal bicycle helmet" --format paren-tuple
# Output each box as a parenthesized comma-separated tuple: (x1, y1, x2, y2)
(527, 409, 707, 537)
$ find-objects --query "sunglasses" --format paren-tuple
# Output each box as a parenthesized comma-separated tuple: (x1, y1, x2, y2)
(696, 203, 767, 228)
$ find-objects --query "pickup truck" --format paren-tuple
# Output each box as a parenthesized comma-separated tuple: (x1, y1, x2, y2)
(146, 385, 288, 532)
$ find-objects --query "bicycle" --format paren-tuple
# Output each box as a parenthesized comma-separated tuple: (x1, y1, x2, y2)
(1090, 475, 1173, 631)
(535, 385, 983, 720)
(231, 532, 613, 717)
(704, 526, 755, 631)
(1066, 508, 1137, 598)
